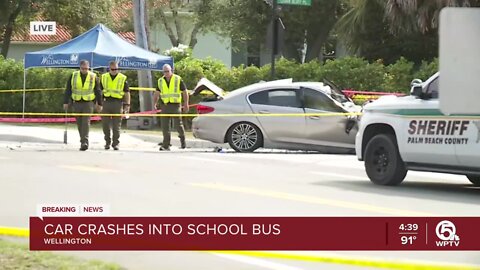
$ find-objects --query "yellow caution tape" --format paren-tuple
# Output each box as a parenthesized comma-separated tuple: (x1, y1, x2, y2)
(0, 87, 156, 93)
(1, 226, 477, 269)
(213, 251, 480, 270)
(129, 87, 156, 91)
(0, 88, 64, 93)
(0, 112, 363, 117)
(0, 226, 29, 237)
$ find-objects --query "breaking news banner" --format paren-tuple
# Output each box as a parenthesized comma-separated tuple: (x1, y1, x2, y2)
(29, 216, 480, 251)
(37, 204, 110, 218)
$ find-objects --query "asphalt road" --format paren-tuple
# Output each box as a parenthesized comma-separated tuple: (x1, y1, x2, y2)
(0, 125, 479, 270)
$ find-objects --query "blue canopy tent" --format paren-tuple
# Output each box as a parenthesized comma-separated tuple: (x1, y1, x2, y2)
(22, 23, 173, 115)
(25, 23, 173, 69)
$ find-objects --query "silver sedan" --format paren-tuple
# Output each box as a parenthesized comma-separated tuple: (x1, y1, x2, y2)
(192, 78, 361, 153)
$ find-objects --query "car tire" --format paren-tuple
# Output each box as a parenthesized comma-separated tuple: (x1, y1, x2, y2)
(466, 175, 480, 186)
(227, 122, 263, 152)
(364, 134, 407, 186)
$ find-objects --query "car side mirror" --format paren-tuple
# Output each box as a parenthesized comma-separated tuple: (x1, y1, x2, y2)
(410, 78, 422, 88)
(411, 85, 423, 98)
(411, 85, 433, 100)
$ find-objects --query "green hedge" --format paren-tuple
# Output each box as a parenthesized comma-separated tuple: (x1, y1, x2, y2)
(0, 55, 438, 115)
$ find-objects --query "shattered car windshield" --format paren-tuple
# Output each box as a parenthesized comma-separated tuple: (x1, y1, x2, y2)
(329, 87, 350, 104)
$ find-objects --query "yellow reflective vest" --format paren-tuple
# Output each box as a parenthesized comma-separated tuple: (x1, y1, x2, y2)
(71, 71, 96, 101)
(158, 74, 182, 104)
(101, 73, 126, 99)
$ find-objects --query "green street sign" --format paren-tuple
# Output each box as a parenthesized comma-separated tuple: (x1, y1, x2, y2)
(277, 0, 311, 6)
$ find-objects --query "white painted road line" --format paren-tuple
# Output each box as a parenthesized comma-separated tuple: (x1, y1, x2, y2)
(225, 154, 312, 163)
(310, 171, 367, 181)
(217, 251, 480, 270)
(191, 182, 433, 216)
(185, 156, 236, 164)
(316, 162, 363, 170)
(314, 163, 467, 182)
(58, 165, 120, 173)
(213, 253, 304, 270)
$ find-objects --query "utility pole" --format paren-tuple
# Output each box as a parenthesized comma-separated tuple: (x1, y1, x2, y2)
(133, 0, 155, 127)
(270, 0, 278, 80)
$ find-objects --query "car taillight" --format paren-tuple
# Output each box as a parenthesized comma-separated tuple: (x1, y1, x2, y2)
(196, 104, 215, 114)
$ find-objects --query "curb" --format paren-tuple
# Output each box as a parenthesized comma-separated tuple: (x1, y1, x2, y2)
(1, 227, 478, 270)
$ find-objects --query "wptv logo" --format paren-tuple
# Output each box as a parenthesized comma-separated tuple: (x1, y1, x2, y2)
(435, 220, 460, 247)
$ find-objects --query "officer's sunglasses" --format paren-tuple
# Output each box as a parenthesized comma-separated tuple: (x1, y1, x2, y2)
(110, 68, 119, 71)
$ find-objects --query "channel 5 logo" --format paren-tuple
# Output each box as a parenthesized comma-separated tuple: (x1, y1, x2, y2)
(435, 220, 460, 247)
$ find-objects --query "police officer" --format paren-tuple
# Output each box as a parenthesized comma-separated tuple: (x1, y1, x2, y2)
(153, 64, 189, 151)
(63, 60, 102, 151)
(101, 61, 130, 150)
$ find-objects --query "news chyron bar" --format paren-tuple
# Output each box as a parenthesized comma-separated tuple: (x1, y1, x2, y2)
(31, 205, 479, 250)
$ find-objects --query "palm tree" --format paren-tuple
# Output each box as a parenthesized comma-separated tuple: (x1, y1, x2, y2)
(335, 0, 479, 59)
(338, 0, 479, 35)
(383, 0, 479, 33)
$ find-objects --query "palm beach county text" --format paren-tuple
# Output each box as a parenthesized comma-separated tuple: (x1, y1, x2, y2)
(407, 120, 472, 145)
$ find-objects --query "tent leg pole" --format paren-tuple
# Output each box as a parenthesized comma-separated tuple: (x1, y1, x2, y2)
(23, 68, 26, 120)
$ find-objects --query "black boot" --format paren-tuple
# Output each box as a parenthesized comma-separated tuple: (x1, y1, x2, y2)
(180, 136, 186, 149)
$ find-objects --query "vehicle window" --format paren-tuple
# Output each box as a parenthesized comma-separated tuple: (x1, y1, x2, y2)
(303, 88, 344, 112)
(427, 77, 439, 98)
(249, 89, 301, 108)
(249, 91, 268, 105)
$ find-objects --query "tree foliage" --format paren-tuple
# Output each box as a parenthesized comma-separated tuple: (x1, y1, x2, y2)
(338, 0, 480, 36)
(382, 0, 480, 33)
(0, 0, 37, 57)
(279, 0, 347, 62)
(335, 0, 480, 64)
(200, 0, 347, 62)
(40, 0, 115, 37)
(0, 0, 117, 58)
(336, 0, 438, 64)
(148, 0, 215, 48)
(202, 0, 272, 45)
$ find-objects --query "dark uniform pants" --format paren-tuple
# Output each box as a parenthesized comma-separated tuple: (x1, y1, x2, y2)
(102, 99, 123, 146)
(73, 101, 94, 146)
(160, 103, 185, 148)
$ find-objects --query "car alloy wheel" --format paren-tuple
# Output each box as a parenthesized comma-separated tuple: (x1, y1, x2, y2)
(227, 122, 262, 152)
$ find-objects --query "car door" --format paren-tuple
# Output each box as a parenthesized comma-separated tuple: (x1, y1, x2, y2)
(248, 88, 307, 144)
(454, 119, 480, 169)
(302, 88, 355, 148)
(401, 76, 459, 166)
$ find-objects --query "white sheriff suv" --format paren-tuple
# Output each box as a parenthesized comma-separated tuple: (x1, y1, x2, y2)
(356, 72, 480, 186)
